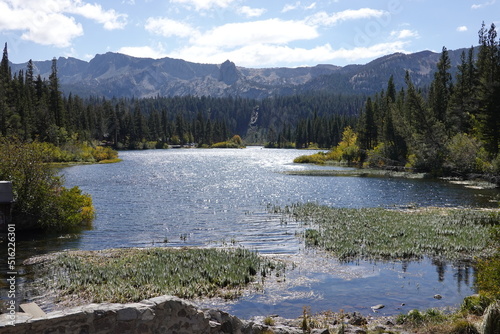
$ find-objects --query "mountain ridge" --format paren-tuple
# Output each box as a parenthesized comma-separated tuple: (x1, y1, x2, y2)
(10, 47, 475, 99)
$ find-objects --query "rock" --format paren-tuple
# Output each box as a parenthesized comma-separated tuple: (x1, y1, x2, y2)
(219, 60, 240, 85)
(482, 301, 500, 334)
(209, 320, 220, 328)
(348, 313, 367, 326)
(371, 304, 385, 310)
(311, 329, 330, 334)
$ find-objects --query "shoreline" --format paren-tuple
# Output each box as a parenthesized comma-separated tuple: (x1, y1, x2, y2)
(14, 247, 486, 334)
(284, 168, 499, 189)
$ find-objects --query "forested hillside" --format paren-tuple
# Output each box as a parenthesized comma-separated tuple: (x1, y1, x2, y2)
(353, 22, 500, 177)
(1, 22, 499, 178)
(0, 43, 361, 149)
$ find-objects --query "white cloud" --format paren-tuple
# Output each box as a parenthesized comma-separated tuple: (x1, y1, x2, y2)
(305, 3, 317, 10)
(282, 1, 301, 13)
(307, 8, 388, 26)
(170, 0, 235, 11)
(471, 0, 496, 9)
(190, 19, 318, 48)
(281, 1, 316, 13)
(0, 1, 83, 47)
(457, 26, 468, 32)
(237, 6, 266, 18)
(117, 45, 167, 59)
(167, 40, 409, 67)
(69, 3, 128, 30)
(145, 17, 197, 38)
(390, 29, 419, 39)
(334, 41, 408, 62)
(0, 0, 127, 47)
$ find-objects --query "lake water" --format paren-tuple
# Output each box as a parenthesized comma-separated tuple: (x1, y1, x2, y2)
(12, 147, 500, 318)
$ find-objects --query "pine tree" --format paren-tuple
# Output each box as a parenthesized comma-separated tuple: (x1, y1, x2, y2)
(475, 23, 500, 155)
(0, 43, 10, 136)
(358, 97, 377, 151)
(447, 48, 476, 134)
(429, 47, 453, 123)
(49, 57, 65, 130)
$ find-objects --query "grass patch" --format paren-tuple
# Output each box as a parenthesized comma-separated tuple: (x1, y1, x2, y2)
(395, 307, 486, 334)
(29, 247, 281, 305)
(293, 152, 329, 164)
(273, 203, 498, 261)
(98, 158, 122, 164)
(284, 169, 427, 179)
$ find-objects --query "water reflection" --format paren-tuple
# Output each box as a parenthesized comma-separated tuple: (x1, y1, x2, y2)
(3, 147, 498, 317)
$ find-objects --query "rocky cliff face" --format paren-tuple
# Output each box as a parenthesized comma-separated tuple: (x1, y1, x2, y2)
(10, 47, 474, 99)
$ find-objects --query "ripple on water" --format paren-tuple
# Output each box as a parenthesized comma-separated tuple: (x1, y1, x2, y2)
(9, 148, 495, 318)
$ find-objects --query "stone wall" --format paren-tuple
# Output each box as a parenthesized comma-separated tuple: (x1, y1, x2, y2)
(0, 296, 254, 334)
(0, 295, 289, 334)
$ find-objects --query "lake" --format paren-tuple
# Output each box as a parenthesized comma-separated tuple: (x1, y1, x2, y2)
(13, 147, 500, 318)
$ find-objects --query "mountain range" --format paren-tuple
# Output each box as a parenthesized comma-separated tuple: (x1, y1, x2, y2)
(10, 47, 474, 99)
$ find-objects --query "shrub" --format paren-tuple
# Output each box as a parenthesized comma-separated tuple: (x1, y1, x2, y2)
(263, 316, 275, 326)
(293, 152, 327, 164)
(91, 146, 118, 161)
(43, 186, 95, 231)
(211, 135, 245, 148)
(293, 127, 360, 165)
(445, 133, 488, 174)
(450, 320, 479, 334)
(476, 225, 500, 300)
(461, 295, 493, 316)
(0, 137, 95, 232)
(230, 135, 243, 146)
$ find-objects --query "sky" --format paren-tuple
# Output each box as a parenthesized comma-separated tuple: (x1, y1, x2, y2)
(0, 0, 499, 68)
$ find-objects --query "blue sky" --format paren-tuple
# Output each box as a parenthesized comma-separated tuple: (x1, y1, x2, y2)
(0, 0, 498, 67)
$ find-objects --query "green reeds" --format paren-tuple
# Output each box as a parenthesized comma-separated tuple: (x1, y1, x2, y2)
(32, 247, 280, 304)
(275, 203, 498, 262)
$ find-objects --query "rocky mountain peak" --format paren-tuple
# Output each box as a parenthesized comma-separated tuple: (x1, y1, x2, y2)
(8, 47, 476, 99)
(219, 60, 240, 85)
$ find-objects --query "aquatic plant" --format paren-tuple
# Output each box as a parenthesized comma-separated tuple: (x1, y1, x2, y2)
(274, 203, 496, 262)
(31, 247, 281, 304)
(263, 316, 275, 326)
(476, 225, 500, 299)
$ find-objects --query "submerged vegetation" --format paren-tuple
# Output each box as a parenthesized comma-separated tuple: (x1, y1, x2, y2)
(29, 247, 282, 304)
(272, 203, 498, 262)
(271, 202, 500, 332)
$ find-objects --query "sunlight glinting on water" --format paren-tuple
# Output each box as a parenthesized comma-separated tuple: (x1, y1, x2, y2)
(55, 147, 496, 318)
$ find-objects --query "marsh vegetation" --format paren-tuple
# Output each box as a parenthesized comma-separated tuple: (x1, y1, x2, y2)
(28, 247, 283, 305)
(272, 203, 498, 262)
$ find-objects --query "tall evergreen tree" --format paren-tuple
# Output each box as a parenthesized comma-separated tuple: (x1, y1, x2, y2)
(429, 47, 453, 123)
(358, 97, 377, 151)
(49, 57, 65, 130)
(447, 48, 476, 134)
(475, 23, 500, 155)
